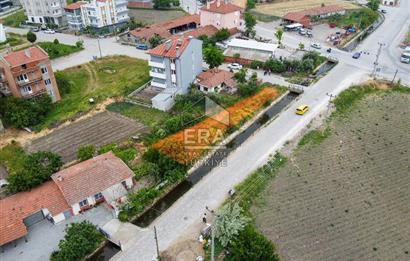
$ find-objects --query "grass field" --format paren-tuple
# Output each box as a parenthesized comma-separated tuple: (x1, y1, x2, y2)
(37, 42, 83, 59)
(254, 0, 360, 17)
(251, 84, 410, 260)
(38, 56, 150, 129)
(0, 10, 27, 27)
(128, 9, 186, 25)
(0, 33, 28, 50)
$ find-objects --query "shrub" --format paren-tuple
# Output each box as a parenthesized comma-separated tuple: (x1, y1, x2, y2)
(26, 31, 36, 43)
(54, 71, 72, 95)
(51, 221, 104, 261)
(77, 145, 95, 161)
(53, 38, 59, 45)
(134, 162, 161, 179)
(118, 187, 160, 221)
(250, 60, 263, 69)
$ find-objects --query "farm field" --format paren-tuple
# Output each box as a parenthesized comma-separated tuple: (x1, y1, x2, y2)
(25, 111, 148, 163)
(128, 9, 186, 25)
(38, 55, 149, 129)
(254, 0, 360, 17)
(252, 86, 410, 260)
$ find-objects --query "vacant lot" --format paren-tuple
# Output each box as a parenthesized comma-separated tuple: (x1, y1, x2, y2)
(25, 112, 148, 163)
(38, 56, 149, 129)
(254, 0, 360, 17)
(0, 10, 26, 27)
(0, 33, 29, 51)
(252, 87, 410, 260)
(128, 9, 186, 25)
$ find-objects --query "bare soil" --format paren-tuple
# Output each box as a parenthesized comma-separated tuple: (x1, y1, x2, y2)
(25, 111, 149, 163)
(252, 91, 410, 260)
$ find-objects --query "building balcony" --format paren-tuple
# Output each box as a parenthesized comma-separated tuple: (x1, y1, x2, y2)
(151, 81, 166, 89)
(150, 71, 167, 80)
(149, 60, 165, 69)
(17, 77, 42, 86)
(170, 63, 176, 70)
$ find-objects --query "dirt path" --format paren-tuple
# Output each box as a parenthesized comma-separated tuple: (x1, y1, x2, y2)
(83, 63, 99, 91)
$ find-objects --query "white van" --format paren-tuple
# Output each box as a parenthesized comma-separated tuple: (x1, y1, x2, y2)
(400, 52, 410, 64)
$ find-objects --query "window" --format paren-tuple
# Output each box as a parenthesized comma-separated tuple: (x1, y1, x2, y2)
(41, 67, 48, 74)
(79, 199, 88, 208)
(94, 192, 103, 200)
(17, 74, 28, 82)
(21, 86, 32, 94)
(22, 64, 27, 69)
(44, 79, 52, 85)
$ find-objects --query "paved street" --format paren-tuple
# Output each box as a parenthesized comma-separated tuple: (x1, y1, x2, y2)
(113, 2, 410, 260)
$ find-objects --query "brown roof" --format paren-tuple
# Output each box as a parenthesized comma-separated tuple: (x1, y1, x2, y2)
(176, 25, 219, 39)
(196, 69, 237, 89)
(51, 152, 134, 206)
(127, 1, 153, 8)
(283, 12, 308, 22)
(200, 0, 242, 14)
(148, 37, 192, 58)
(1, 46, 49, 68)
(0, 181, 70, 246)
(64, 1, 86, 10)
(129, 14, 200, 40)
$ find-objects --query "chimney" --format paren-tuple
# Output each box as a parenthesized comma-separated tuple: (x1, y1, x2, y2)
(217, 0, 220, 7)
(176, 46, 180, 57)
(165, 39, 172, 50)
(24, 49, 31, 58)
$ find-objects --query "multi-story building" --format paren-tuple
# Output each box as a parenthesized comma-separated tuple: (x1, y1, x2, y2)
(0, 0, 13, 13)
(200, 0, 243, 30)
(81, 0, 129, 30)
(64, 1, 86, 31)
(147, 36, 203, 111)
(0, 46, 61, 102)
(21, 0, 66, 26)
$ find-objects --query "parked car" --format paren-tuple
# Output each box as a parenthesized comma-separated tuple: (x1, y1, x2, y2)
(0, 179, 9, 188)
(306, 30, 313, 37)
(299, 29, 306, 35)
(352, 52, 361, 59)
(44, 29, 55, 34)
(32, 27, 40, 32)
(136, 43, 148, 50)
(311, 43, 321, 49)
(400, 52, 410, 63)
(228, 63, 243, 70)
(381, 9, 387, 14)
(296, 105, 309, 115)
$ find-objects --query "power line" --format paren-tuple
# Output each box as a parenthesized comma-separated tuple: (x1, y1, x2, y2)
(371, 42, 385, 77)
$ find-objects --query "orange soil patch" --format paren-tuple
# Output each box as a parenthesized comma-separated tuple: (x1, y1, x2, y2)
(153, 88, 278, 165)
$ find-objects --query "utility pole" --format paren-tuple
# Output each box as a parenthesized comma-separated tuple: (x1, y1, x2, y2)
(391, 69, 398, 84)
(97, 38, 102, 59)
(326, 92, 336, 113)
(154, 226, 161, 261)
(371, 42, 384, 77)
(211, 225, 215, 261)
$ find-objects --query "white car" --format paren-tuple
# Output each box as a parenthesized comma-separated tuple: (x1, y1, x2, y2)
(311, 43, 322, 49)
(44, 29, 55, 34)
(400, 52, 410, 64)
(228, 63, 243, 70)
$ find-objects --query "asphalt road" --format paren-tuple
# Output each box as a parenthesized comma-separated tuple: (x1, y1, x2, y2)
(113, 2, 410, 260)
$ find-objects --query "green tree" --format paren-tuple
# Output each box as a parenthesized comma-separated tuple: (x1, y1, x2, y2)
(238, 73, 258, 97)
(234, 68, 247, 84)
(134, 162, 161, 179)
(367, 0, 380, 11)
(75, 40, 83, 48)
(244, 13, 256, 37)
(55, 71, 72, 95)
(298, 42, 305, 50)
(7, 151, 62, 193)
(77, 145, 95, 161)
(26, 31, 37, 44)
(226, 225, 279, 261)
(153, 0, 171, 9)
(246, 0, 255, 10)
(212, 28, 230, 42)
(275, 28, 284, 46)
(203, 46, 224, 69)
(214, 203, 250, 247)
(51, 221, 104, 261)
(53, 38, 59, 45)
(149, 34, 162, 48)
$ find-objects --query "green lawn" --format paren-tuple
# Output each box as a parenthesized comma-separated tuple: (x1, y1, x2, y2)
(0, 33, 27, 50)
(0, 142, 27, 175)
(0, 10, 27, 27)
(37, 56, 150, 129)
(37, 42, 83, 59)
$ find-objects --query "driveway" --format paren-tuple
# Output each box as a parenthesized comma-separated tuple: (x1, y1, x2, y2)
(0, 205, 114, 261)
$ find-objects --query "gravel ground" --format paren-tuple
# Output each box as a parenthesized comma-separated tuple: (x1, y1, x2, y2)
(252, 91, 410, 261)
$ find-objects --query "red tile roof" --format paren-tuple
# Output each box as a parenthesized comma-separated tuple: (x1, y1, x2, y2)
(64, 1, 86, 10)
(148, 37, 192, 58)
(51, 152, 134, 206)
(129, 14, 200, 40)
(1, 46, 49, 68)
(174, 25, 219, 39)
(0, 181, 70, 246)
(127, 1, 153, 8)
(200, 0, 242, 14)
(196, 69, 237, 89)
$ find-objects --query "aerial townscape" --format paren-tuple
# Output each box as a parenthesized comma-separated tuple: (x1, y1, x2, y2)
(0, 0, 409, 260)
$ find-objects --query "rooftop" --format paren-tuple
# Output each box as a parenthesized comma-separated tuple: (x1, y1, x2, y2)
(227, 38, 278, 53)
(0, 181, 70, 246)
(148, 37, 193, 58)
(51, 152, 134, 206)
(196, 69, 236, 89)
(64, 1, 86, 10)
(200, 0, 243, 14)
(1, 46, 49, 68)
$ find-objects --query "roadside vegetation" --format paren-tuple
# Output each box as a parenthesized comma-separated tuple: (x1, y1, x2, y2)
(38, 40, 84, 59)
(326, 8, 379, 30)
(0, 10, 27, 27)
(0, 33, 28, 50)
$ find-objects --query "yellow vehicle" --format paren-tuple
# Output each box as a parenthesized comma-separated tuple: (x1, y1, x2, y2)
(296, 105, 309, 115)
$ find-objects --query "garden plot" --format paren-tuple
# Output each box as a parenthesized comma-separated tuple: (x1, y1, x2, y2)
(252, 90, 410, 260)
(25, 112, 148, 163)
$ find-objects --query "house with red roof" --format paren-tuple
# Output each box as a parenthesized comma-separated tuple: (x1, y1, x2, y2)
(195, 69, 237, 94)
(0, 152, 134, 246)
(282, 5, 346, 28)
(199, 0, 243, 30)
(0, 46, 61, 102)
(64, 1, 87, 31)
(148, 36, 203, 111)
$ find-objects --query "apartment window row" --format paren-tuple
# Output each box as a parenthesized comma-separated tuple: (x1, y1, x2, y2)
(45, 79, 52, 85)
(17, 74, 28, 82)
(21, 85, 32, 94)
(41, 66, 48, 74)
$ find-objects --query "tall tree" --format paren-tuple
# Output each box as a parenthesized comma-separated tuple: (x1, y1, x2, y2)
(275, 28, 284, 46)
(367, 0, 380, 11)
(244, 13, 256, 38)
(203, 46, 224, 69)
(26, 31, 37, 44)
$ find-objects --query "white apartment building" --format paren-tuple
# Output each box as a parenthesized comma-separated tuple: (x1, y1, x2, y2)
(21, 0, 66, 26)
(81, 0, 129, 29)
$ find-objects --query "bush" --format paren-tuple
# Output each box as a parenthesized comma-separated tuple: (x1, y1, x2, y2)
(134, 162, 160, 179)
(38, 41, 83, 59)
(77, 145, 95, 161)
(51, 221, 104, 261)
(54, 71, 72, 95)
(142, 148, 186, 181)
(250, 60, 263, 69)
(118, 187, 160, 221)
(0, 95, 52, 128)
(226, 225, 279, 261)
(26, 31, 36, 43)
(53, 38, 59, 45)
(7, 151, 63, 193)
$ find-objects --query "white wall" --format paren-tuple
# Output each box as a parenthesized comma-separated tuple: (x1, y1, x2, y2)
(52, 213, 66, 223)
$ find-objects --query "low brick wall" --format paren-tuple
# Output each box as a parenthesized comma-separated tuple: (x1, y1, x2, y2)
(224, 56, 253, 66)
